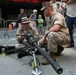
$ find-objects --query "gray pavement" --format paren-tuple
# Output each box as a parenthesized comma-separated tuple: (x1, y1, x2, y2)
(0, 29, 76, 75)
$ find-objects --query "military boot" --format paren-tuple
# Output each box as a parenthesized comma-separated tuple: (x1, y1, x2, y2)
(42, 52, 56, 65)
(54, 45, 64, 56)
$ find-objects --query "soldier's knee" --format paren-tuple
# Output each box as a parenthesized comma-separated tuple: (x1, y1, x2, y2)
(48, 32, 55, 39)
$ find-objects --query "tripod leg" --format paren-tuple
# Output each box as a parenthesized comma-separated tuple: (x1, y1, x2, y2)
(32, 53, 41, 75)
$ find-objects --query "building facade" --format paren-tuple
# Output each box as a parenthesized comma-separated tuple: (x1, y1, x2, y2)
(0, 0, 50, 20)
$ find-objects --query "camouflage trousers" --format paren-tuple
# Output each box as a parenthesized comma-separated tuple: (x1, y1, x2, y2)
(38, 32, 70, 53)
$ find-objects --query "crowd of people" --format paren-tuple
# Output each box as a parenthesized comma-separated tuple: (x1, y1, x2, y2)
(15, 0, 76, 65)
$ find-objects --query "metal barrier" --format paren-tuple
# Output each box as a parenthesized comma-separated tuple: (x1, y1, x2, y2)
(0, 18, 5, 28)
(5, 20, 17, 38)
(0, 18, 9, 38)
(0, 19, 18, 38)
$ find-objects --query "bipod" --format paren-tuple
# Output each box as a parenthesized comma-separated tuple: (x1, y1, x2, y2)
(28, 47, 41, 75)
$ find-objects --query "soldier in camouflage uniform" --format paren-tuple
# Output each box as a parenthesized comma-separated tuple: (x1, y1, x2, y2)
(39, 2, 70, 65)
(15, 17, 39, 49)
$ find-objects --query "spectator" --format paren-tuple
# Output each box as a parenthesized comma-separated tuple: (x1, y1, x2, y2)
(11, 21, 16, 29)
(61, 3, 67, 17)
(29, 9, 37, 28)
(17, 8, 26, 28)
(37, 14, 44, 35)
(61, 0, 76, 48)
(56, 3, 64, 16)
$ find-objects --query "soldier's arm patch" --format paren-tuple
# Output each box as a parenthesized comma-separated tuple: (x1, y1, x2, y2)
(54, 17, 63, 26)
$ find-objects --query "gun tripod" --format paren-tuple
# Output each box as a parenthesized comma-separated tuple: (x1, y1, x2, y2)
(29, 47, 41, 75)
(18, 46, 41, 75)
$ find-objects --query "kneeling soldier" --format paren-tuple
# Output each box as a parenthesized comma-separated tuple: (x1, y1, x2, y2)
(15, 17, 39, 49)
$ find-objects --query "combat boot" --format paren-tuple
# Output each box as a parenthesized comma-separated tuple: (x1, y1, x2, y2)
(42, 52, 56, 65)
(54, 45, 64, 56)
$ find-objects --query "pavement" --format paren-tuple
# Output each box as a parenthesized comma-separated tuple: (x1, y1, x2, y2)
(0, 29, 76, 75)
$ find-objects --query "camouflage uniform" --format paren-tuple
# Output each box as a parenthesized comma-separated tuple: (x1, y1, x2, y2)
(16, 25, 39, 49)
(39, 12, 70, 53)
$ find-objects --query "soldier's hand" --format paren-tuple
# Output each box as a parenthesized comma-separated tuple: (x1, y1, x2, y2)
(42, 37, 45, 41)
(42, 35, 47, 42)
(42, 30, 50, 42)
(45, 31, 49, 36)
(17, 35, 24, 43)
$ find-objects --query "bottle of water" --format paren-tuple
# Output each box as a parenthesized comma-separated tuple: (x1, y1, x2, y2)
(1, 47, 6, 57)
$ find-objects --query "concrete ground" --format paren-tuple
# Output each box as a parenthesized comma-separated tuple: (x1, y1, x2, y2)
(0, 29, 76, 75)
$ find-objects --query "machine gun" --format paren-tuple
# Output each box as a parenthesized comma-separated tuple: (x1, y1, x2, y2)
(0, 32, 63, 75)
(23, 32, 63, 74)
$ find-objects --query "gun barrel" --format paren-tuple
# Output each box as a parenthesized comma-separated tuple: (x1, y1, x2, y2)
(33, 42, 63, 74)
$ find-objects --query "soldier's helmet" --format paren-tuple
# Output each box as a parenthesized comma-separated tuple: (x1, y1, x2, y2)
(40, 2, 53, 11)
